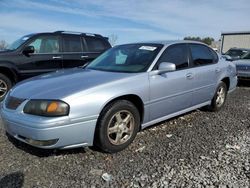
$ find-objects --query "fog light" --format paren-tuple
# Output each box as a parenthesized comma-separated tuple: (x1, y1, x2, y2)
(25, 137, 58, 146)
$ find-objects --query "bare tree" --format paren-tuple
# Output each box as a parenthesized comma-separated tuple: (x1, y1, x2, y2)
(108, 34, 118, 46)
(0, 40, 8, 50)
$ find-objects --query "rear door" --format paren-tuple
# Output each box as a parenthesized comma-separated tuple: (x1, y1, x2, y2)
(62, 34, 88, 68)
(17, 35, 63, 79)
(83, 36, 111, 63)
(188, 44, 219, 105)
(149, 44, 194, 121)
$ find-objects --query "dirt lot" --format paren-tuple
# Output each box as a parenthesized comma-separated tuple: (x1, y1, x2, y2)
(0, 82, 250, 188)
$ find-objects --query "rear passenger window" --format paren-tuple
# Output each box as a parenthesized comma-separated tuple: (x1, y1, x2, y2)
(63, 36, 83, 52)
(190, 44, 214, 66)
(157, 44, 189, 70)
(85, 37, 108, 52)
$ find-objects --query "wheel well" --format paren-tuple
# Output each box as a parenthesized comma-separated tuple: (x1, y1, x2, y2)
(104, 95, 144, 123)
(0, 67, 17, 84)
(221, 77, 230, 91)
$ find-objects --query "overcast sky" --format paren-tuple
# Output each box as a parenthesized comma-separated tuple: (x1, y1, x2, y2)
(0, 0, 249, 44)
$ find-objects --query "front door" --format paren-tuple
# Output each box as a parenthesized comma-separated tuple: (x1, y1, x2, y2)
(149, 44, 194, 121)
(17, 35, 63, 79)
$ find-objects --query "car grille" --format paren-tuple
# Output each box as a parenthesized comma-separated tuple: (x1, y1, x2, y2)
(5, 96, 25, 110)
(237, 65, 250, 71)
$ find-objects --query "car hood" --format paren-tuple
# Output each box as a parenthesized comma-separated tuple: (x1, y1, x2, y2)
(0, 49, 14, 56)
(234, 59, 250, 66)
(10, 68, 138, 100)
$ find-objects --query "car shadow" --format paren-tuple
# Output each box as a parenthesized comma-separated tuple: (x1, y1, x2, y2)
(6, 133, 87, 158)
(0, 172, 24, 188)
(238, 80, 250, 87)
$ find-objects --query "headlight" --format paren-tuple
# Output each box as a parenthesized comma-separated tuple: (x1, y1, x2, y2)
(23, 100, 69, 117)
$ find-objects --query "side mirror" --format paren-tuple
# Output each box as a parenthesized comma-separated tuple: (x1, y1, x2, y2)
(221, 55, 232, 61)
(23, 46, 35, 55)
(159, 62, 176, 72)
(151, 62, 176, 75)
(235, 56, 241, 60)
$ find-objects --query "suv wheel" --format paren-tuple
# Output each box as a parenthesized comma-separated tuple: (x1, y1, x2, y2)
(0, 73, 12, 101)
(94, 100, 140, 153)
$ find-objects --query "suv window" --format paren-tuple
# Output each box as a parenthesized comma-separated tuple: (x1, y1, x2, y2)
(156, 44, 189, 70)
(190, 44, 214, 66)
(242, 52, 250, 59)
(85, 37, 108, 52)
(225, 49, 247, 57)
(28, 36, 59, 54)
(63, 35, 84, 52)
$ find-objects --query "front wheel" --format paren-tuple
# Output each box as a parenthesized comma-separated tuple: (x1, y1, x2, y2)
(94, 100, 140, 153)
(208, 81, 227, 111)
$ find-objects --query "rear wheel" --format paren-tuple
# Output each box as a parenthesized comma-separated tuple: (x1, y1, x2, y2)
(0, 73, 12, 101)
(208, 81, 227, 111)
(94, 100, 140, 153)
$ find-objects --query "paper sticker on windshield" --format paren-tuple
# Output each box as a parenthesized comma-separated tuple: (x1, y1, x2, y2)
(139, 46, 157, 51)
(22, 37, 30, 41)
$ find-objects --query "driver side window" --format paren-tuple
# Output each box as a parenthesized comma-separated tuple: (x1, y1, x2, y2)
(156, 44, 189, 70)
(28, 36, 60, 54)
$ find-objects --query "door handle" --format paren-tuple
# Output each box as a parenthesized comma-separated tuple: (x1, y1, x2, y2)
(186, 73, 194, 80)
(215, 68, 221, 73)
(52, 56, 62, 59)
(81, 55, 89, 58)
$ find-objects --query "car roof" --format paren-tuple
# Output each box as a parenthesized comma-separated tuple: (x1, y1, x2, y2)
(131, 40, 207, 46)
(228, 48, 250, 51)
(26, 31, 105, 38)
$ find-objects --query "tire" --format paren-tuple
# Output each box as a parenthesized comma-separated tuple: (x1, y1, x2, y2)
(208, 81, 227, 112)
(94, 100, 140, 153)
(0, 73, 12, 101)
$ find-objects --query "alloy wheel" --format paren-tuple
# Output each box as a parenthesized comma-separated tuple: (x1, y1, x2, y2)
(216, 86, 226, 107)
(107, 110, 135, 145)
(0, 80, 8, 98)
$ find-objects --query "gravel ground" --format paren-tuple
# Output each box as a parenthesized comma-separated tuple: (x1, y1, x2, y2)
(0, 82, 250, 188)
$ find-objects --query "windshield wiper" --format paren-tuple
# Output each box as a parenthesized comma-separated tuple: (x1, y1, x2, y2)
(78, 62, 90, 69)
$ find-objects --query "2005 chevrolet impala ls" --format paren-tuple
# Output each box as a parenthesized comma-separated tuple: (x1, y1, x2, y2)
(0, 41, 237, 153)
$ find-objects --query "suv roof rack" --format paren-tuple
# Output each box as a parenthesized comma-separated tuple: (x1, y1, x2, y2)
(54, 31, 103, 37)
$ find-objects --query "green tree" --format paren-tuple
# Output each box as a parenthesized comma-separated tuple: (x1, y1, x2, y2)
(184, 36, 214, 45)
(184, 36, 201, 42)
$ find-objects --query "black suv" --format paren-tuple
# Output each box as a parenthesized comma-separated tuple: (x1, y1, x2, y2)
(0, 31, 111, 100)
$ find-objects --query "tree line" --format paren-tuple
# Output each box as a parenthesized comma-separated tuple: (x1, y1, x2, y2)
(183, 36, 215, 45)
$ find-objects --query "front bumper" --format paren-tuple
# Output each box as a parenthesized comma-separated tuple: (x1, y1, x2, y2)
(237, 70, 250, 79)
(1, 106, 98, 149)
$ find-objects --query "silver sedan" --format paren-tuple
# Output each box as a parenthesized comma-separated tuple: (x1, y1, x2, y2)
(1, 41, 237, 153)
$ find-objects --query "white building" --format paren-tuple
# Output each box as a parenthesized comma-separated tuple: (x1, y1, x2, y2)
(220, 31, 250, 54)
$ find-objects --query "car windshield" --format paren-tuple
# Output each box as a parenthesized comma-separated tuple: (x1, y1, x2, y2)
(86, 43, 163, 73)
(241, 52, 250, 59)
(7, 34, 34, 50)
